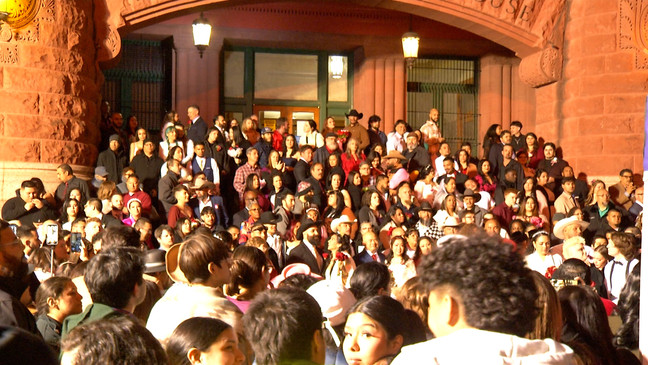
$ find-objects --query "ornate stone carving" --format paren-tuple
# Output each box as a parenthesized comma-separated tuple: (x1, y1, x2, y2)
(517, 0, 567, 87)
(40, 0, 56, 22)
(519, 46, 563, 87)
(14, 19, 40, 42)
(0, 25, 12, 42)
(619, 0, 648, 69)
(96, 25, 121, 64)
(0, 44, 18, 64)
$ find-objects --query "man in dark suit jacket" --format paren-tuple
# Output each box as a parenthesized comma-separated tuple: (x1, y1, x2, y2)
(293, 145, 313, 182)
(232, 191, 258, 228)
(304, 163, 325, 209)
(158, 160, 180, 215)
(286, 221, 324, 275)
(353, 231, 385, 265)
(190, 180, 229, 228)
(187, 105, 208, 144)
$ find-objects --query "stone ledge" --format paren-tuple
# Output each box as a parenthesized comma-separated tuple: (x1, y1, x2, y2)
(0, 161, 93, 204)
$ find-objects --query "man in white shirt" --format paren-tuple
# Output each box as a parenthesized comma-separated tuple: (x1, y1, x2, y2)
(434, 142, 458, 178)
(386, 120, 408, 153)
(392, 236, 575, 364)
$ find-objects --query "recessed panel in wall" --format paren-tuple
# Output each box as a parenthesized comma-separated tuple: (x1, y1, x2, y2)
(254, 53, 318, 101)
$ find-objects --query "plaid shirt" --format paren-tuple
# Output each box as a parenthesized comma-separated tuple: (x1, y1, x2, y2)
(233, 163, 261, 198)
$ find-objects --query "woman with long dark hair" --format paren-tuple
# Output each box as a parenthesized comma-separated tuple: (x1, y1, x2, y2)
(475, 159, 497, 196)
(519, 176, 550, 220)
(522, 132, 543, 169)
(243, 173, 270, 212)
(229, 125, 252, 167)
(60, 198, 82, 231)
(129, 127, 148, 162)
(326, 153, 346, 182)
(559, 286, 639, 365)
(456, 149, 477, 179)
(386, 235, 416, 289)
(326, 172, 352, 209)
(225, 246, 270, 313)
(514, 196, 549, 230)
(482, 123, 501, 159)
(346, 170, 363, 212)
(357, 189, 385, 228)
(614, 265, 640, 350)
(125, 115, 139, 144)
(323, 191, 357, 237)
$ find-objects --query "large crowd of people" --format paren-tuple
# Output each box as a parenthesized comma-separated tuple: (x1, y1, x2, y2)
(0, 105, 641, 364)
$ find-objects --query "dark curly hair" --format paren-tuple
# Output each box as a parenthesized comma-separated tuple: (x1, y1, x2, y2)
(614, 264, 640, 349)
(418, 234, 537, 337)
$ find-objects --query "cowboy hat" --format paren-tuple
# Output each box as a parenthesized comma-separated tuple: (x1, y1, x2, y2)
(190, 179, 216, 191)
(259, 211, 280, 225)
(165, 243, 188, 283)
(384, 150, 406, 161)
(296, 219, 321, 240)
(345, 109, 363, 119)
(144, 249, 166, 274)
(419, 201, 433, 212)
(440, 216, 462, 228)
(553, 216, 590, 240)
(460, 188, 481, 202)
(331, 215, 356, 233)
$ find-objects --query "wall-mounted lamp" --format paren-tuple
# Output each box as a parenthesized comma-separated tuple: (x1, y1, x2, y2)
(329, 56, 344, 79)
(402, 15, 419, 69)
(192, 12, 212, 58)
(0, 0, 42, 28)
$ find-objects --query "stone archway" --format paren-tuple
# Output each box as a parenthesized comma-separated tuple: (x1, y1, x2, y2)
(100, 0, 567, 88)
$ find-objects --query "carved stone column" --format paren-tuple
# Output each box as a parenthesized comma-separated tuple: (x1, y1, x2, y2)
(0, 0, 101, 201)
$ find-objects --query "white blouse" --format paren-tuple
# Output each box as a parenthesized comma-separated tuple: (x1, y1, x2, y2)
(525, 252, 563, 276)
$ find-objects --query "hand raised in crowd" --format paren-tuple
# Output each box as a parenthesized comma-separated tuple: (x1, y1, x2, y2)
(33, 199, 44, 209)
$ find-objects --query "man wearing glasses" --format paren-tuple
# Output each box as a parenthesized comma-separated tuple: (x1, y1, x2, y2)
(609, 168, 636, 210)
(0, 220, 38, 334)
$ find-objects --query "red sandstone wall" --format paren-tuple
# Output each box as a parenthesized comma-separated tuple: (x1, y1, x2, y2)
(535, 0, 646, 180)
(0, 0, 100, 200)
(479, 55, 536, 157)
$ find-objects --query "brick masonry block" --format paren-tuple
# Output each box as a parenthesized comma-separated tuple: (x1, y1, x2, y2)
(40, 140, 97, 166)
(39, 93, 87, 119)
(605, 52, 635, 73)
(0, 90, 39, 114)
(561, 95, 604, 117)
(604, 94, 647, 114)
(3, 66, 66, 94)
(0, 138, 40, 162)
